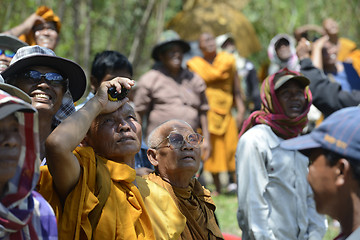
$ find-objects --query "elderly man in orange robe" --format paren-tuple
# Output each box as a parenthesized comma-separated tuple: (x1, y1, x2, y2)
(187, 32, 245, 194)
(37, 78, 186, 239)
(146, 119, 224, 239)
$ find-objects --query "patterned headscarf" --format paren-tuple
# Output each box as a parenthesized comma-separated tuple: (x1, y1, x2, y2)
(239, 68, 312, 139)
(0, 90, 57, 239)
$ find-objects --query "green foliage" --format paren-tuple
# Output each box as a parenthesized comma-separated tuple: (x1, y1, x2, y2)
(1, 0, 359, 81)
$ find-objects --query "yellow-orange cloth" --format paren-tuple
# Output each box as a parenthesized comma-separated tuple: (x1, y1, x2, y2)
(19, 6, 61, 46)
(38, 146, 185, 240)
(187, 51, 238, 173)
(146, 173, 224, 240)
(337, 37, 357, 62)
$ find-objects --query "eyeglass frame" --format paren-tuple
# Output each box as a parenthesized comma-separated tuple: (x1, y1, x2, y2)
(12, 70, 68, 87)
(153, 132, 203, 150)
(0, 49, 16, 58)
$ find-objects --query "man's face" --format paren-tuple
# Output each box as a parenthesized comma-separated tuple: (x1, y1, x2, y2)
(155, 122, 201, 177)
(0, 114, 22, 185)
(323, 18, 339, 36)
(12, 66, 66, 117)
(0, 46, 15, 72)
(159, 44, 184, 73)
(308, 148, 338, 215)
(86, 103, 142, 162)
(33, 22, 59, 51)
(199, 33, 217, 55)
(276, 79, 306, 118)
(275, 39, 291, 61)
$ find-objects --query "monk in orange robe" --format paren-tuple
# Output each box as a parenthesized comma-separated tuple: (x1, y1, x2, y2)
(187, 33, 245, 194)
(146, 119, 224, 240)
(38, 78, 186, 239)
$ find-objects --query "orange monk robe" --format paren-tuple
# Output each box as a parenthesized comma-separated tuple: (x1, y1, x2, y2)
(146, 173, 224, 240)
(38, 146, 186, 240)
(187, 51, 238, 173)
(19, 6, 62, 46)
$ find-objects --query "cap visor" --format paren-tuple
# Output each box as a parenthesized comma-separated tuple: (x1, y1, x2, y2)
(280, 134, 322, 153)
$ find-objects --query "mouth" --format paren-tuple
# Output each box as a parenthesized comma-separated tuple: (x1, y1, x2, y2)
(31, 93, 52, 102)
(117, 136, 136, 143)
(289, 103, 303, 112)
(181, 155, 196, 161)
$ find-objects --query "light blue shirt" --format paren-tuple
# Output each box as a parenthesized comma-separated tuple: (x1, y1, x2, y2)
(236, 124, 327, 240)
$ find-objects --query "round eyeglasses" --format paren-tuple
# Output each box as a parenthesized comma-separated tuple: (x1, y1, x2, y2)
(154, 132, 203, 149)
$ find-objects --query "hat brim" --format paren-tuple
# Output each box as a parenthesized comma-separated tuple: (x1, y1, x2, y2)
(274, 75, 310, 90)
(151, 40, 191, 61)
(1, 55, 86, 101)
(0, 34, 28, 51)
(0, 83, 32, 104)
(280, 134, 322, 156)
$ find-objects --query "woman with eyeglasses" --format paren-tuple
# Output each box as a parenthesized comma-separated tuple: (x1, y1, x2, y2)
(146, 119, 224, 240)
(1, 45, 86, 161)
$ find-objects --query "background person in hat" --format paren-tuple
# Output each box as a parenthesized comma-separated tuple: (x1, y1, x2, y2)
(4, 6, 61, 51)
(236, 68, 327, 240)
(1, 45, 86, 160)
(0, 78, 58, 239)
(133, 30, 211, 162)
(281, 106, 360, 240)
(187, 32, 245, 195)
(0, 34, 28, 72)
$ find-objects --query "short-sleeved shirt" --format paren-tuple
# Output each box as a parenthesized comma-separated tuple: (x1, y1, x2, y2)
(134, 65, 209, 138)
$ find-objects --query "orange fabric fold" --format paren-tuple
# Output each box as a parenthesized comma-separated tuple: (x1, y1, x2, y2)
(146, 173, 224, 240)
(19, 6, 61, 46)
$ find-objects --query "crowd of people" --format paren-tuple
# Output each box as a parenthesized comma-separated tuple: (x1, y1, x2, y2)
(0, 5, 360, 240)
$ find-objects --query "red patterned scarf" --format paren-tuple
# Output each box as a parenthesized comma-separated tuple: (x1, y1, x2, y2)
(239, 68, 312, 139)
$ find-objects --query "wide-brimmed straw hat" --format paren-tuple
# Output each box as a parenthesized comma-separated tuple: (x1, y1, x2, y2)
(151, 30, 190, 61)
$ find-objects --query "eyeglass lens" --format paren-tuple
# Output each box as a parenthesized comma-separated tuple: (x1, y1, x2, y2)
(0, 49, 15, 58)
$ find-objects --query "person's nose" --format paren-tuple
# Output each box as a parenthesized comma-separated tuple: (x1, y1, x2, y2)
(117, 120, 131, 132)
(0, 133, 19, 148)
(181, 139, 194, 150)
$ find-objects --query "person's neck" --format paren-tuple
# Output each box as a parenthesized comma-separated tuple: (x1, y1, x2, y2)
(328, 34, 339, 45)
(38, 111, 53, 160)
(203, 52, 216, 63)
(163, 171, 194, 188)
(337, 191, 360, 237)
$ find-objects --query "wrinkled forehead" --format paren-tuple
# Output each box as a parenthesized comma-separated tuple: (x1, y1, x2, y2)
(162, 120, 194, 136)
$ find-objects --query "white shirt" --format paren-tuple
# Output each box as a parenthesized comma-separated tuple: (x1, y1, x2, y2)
(236, 124, 327, 240)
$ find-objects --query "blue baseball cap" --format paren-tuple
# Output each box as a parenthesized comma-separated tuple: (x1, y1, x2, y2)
(281, 106, 360, 161)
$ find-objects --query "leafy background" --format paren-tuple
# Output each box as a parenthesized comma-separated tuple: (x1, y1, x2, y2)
(1, 1, 357, 238)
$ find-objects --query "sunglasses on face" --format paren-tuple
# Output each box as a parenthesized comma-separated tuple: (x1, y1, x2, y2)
(155, 132, 203, 149)
(0, 49, 15, 58)
(18, 70, 67, 86)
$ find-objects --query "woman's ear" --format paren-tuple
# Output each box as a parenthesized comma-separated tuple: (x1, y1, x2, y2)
(147, 148, 159, 167)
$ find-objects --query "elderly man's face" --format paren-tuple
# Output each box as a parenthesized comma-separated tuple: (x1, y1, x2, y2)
(0, 114, 22, 186)
(33, 22, 59, 51)
(12, 66, 66, 117)
(0, 46, 15, 72)
(154, 122, 201, 177)
(86, 103, 142, 162)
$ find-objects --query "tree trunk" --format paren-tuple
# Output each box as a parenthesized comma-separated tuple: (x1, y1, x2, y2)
(128, 0, 156, 70)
